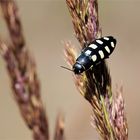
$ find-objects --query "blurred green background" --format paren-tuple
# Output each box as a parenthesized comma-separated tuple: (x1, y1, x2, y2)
(0, 0, 139, 140)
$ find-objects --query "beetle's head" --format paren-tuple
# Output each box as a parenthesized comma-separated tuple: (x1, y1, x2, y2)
(73, 63, 84, 74)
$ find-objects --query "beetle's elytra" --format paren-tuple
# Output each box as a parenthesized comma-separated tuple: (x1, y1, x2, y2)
(73, 36, 117, 74)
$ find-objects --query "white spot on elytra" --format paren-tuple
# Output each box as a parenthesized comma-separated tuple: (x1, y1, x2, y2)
(104, 37, 109, 40)
(111, 42, 115, 48)
(105, 46, 110, 53)
(91, 55, 97, 62)
(85, 50, 92, 56)
(96, 39, 103, 44)
(89, 44, 97, 49)
(99, 50, 104, 59)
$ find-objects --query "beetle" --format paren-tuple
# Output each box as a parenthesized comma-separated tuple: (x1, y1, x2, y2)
(62, 36, 116, 74)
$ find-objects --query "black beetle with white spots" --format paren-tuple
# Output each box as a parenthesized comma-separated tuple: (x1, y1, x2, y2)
(61, 36, 117, 74)
(72, 36, 117, 74)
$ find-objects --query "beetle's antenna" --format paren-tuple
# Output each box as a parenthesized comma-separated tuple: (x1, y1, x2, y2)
(60, 66, 73, 72)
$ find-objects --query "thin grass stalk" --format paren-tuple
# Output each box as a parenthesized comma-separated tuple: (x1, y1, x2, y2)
(54, 113, 65, 140)
(64, 0, 128, 139)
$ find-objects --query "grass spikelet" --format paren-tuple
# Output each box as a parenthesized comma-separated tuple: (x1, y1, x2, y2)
(64, 0, 128, 139)
(0, 1, 66, 140)
(0, 0, 49, 139)
(110, 87, 128, 140)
